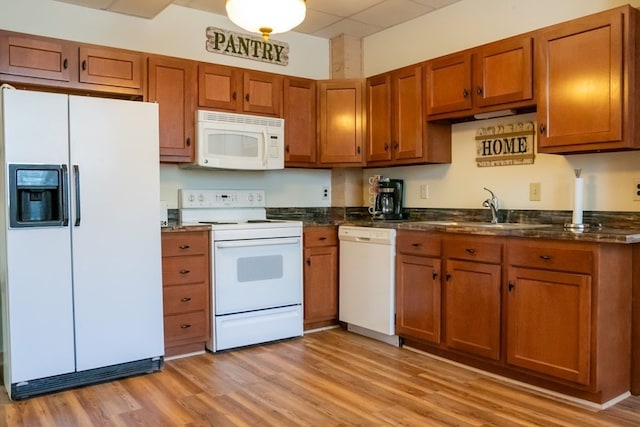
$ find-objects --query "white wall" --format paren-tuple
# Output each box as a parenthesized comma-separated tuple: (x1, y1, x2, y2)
(363, 0, 640, 213)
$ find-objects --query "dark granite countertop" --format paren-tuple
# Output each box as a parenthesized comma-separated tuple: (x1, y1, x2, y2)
(161, 224, 211, 233)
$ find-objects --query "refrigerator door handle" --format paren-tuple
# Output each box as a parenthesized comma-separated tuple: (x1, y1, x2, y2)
(73, 165, 81, 227)
(61, 164, 69, 226)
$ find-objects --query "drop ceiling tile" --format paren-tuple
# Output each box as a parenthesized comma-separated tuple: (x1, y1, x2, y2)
(173, 0, 227, 15)
(351, 0, 431, 27)
(294, 9, 343, 34)
(306, 0, 384, 18)
(54, 0, 113, 9)
(411, 0, 460, 9)
(313, 18, 382, 39)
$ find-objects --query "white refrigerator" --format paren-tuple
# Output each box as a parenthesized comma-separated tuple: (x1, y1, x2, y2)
(0, 88, 164, 399)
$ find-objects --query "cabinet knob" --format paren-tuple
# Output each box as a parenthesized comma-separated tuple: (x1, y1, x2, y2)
(508, 281, 515, 292)
(180, 297, 192, 302)
(477, 87, 483, 95)
(82, 60, 87, 71)
(411, 242, 422, 247)
(539, 124, 546, 134)
(179, 245, 190, 250)
(446, 273, 452, 281)
(285, 144, 290, 153)
(63, 58, 68, 69)
(465, 248, 476, 255)
(393, 142, 399, 150)
(180, 324, 192, 329)
(179, 269, 191, 275)
(306, 258, 311, 266)
(232, 91, 237, 100)
(432, 271, 438, 280)
(186, 137, 191, 147)
(539, 255, 551, 261)
(462, 89, 469, 98)
(245, 93, 250, 102)
(384, 143, 389, 151)
(357, 146, 361, 154)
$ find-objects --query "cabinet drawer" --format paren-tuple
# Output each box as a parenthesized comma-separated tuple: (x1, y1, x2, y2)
(162, 255, 208, 285)
(164, 311, 207, 342)
(508, 240, 593, 274)
(304, 226, 338, 247)
(444, 237, 503, 263)
(162, 231, 209, 256)
(163, 283, 207, 315)
(397, 231, 441, 256)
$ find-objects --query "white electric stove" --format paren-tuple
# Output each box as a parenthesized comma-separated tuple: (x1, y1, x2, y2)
(178, 189, 303, 352)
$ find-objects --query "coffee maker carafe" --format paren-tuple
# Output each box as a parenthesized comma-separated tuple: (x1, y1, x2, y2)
(373, 178, 404, 220)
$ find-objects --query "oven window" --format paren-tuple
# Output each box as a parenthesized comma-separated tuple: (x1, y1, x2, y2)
(237, 255, 283, 282)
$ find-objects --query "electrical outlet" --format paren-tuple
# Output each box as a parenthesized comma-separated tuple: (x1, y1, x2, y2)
(420, 184, 429, 199)
(634, 179, 640, 201)
(529, 182, 541, 201)
(322, 186, 330, 200)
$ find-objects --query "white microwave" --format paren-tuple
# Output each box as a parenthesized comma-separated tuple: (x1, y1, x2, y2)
(193, 110, 285, 170)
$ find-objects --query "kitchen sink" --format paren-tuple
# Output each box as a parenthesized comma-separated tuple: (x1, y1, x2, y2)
(413, 221, 553, 230)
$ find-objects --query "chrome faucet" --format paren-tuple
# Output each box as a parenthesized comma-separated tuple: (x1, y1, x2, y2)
(482, 187, 499, 223)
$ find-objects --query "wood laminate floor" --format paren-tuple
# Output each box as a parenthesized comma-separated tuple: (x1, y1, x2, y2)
(1, 328, 640, 426)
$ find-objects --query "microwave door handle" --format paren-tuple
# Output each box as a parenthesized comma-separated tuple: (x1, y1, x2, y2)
(262, 131, 268, 167)
(215, 237, 300, 249)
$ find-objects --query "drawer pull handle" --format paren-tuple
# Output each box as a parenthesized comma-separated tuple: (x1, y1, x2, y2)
(179, 245, 190, 250)
(432, 271, 438, 280)
(179, 269, 191, 275)
(508, 281, 515, 292)
(180, 297, 192, 302)
(306, 258, 311, 266)
(446, 273, 452, 281)
(412, 243, 422, 247)
(465, 248, 476, 254)
(180, 324, 191, 329)
(539, 255, 551, 261)
(319, 236, 327, 241)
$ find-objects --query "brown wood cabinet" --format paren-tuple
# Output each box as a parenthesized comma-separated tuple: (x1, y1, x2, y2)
(443, 235, 503, 360)
(0, 30, 144, 97)
(283, 77, 317, 166)
(425, 35, 534, 119)
(161, 231, 210, 358)
(536, 5, 640, 153)
(198, 63, 282, 116)
(506, 239, 631, 399)
(303, 226, 338, 330)
(366, 64, 451, 166)
(318, 79, 365, 166)
(395, 230, 442, 344)
(147, 55, 197, 163)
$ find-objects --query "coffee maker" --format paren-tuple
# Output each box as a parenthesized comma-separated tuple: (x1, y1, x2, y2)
(373, 178, 405, 220)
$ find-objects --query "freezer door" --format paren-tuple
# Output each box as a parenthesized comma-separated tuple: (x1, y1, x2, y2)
(68, 96, 163, 371)
(1, 90, 76, 384)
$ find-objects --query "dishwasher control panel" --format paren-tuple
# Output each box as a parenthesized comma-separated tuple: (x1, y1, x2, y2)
(338, 226, 396, 245)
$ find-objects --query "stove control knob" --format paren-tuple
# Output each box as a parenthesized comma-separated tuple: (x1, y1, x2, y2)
(256, 193, 263, 202)
(188, 194, 195, 202)
(198, 194, 205, 202)
(248, 193, 254, 202)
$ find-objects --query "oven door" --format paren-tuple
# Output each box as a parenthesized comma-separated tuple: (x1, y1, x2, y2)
(213, 236, 302, 315)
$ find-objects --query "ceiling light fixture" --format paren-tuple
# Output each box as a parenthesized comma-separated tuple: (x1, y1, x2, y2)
(226, 0, 306, 42)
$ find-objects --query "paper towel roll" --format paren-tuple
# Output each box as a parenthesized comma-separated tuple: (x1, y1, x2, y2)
(572, 177, 584, 225)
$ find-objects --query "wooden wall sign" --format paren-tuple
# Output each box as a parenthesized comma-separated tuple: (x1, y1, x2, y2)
(205, 27, 289, 66)
(475, 122, 535, 167)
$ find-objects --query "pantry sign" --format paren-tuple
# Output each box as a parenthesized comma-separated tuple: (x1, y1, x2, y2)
(475, 122, 535, 167)
(205, 27, 289, 66)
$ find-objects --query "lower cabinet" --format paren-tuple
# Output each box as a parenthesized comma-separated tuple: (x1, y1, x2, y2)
(395, 231, 632, 404)
(161, 230, 210, 357)
(444, 235, 503, 361)
(395, 230, 442, 344)
(303, 226, 338, 329)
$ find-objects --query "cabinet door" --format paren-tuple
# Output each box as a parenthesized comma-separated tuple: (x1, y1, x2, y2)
(148, 55, 196, 163)
(198, 63, 240, 111)
(318, 79, 364, 165)
(283, 77, 317, 165)
(445, 259, 501, 360)
(303, 246, 338, 324)
(393, 64, 424, 161)
(536, 10, 623, 151)
(425, 52, 472, 116)
(243, 70, 282, 116)
(79, 46, 142, 89)
(474, 37, 533, 108)
(366, 73, 392, 162)
(0, 32, 72, 82)
(396, 253, 441, 344)
(507, 267, 591, 385)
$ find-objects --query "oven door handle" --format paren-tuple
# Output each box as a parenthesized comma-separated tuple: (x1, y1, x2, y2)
(215, 237, 300, 249)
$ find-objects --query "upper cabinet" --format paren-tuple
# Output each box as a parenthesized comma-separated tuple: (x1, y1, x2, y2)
(147, 55, 197, 163)
(367, 64, 451, 167)
(0, 30, 144, 98)
(317, 79, 365, 166)
(536, 5, 640, 153)
(425, 35, 534, 120)
(198, 63, 282, 117)
(283, 77, 317, 167)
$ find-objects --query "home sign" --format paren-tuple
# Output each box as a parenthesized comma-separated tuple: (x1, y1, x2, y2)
(475, 122, 535, 167)
(206, 27, 289, 66)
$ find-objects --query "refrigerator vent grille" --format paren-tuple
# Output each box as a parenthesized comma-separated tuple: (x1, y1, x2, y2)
(11, 357, 163, 400)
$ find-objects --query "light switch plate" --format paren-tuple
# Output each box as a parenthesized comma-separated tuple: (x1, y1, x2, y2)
(529, 182, 541, 201)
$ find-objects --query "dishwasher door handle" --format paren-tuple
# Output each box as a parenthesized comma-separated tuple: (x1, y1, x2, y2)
(355, 237, 372, 242)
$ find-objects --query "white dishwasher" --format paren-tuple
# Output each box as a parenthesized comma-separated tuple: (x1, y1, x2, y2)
(338, 226, 399, 345)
